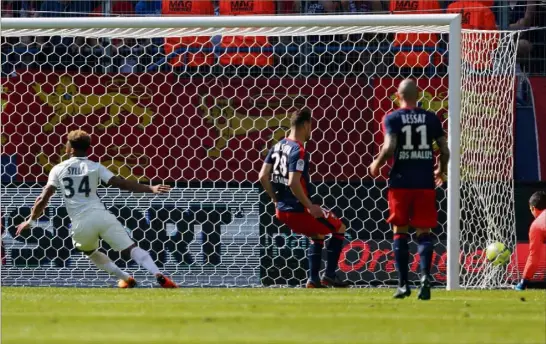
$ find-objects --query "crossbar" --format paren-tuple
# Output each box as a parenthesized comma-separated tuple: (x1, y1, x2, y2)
(1, 14, 460, 30)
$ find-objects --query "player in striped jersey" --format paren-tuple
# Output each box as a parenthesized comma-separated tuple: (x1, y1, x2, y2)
(370, 79, 450, 300)
(259, 109, 349, 288)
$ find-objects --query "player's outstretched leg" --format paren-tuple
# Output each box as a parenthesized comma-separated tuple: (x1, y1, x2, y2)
(122, 244, 178, 288)
(306, 237, 325, 288)
(392, 227, 411, 298)
(321, 225, 350, 288)
(86, 250, 135, 288)
(416, 229, 433, 300)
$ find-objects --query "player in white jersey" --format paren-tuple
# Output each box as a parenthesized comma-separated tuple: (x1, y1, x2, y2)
(16, 130, 177, 288)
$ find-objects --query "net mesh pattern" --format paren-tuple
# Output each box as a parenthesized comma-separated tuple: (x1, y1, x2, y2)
(0, 23, 519, 288)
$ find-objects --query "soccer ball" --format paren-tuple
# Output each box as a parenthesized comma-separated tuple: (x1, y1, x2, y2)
(485, 242, 511, 266)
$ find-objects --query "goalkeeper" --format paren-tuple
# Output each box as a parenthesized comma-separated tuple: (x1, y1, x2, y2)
(515, 191, 546, 291)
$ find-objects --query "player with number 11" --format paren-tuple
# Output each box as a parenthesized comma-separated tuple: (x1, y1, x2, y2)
(370, 79, 450, 300)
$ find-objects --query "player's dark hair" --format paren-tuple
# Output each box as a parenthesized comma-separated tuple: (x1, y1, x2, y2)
(67, 130, 91, 152)
(529, 191, 546, 210)
(290, 108, 312, 128)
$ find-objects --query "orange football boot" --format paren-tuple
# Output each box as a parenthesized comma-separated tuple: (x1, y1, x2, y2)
(305, 280, 326, 288)
(157, 274, 178, 288)
(118, 276, 137, 289)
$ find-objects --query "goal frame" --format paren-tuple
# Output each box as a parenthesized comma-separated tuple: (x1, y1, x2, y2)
(1, 14, 463, 290)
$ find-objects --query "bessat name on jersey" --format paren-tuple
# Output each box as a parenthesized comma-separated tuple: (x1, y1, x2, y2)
(398, 150, 433, 160)
(401, 113, 426, 124)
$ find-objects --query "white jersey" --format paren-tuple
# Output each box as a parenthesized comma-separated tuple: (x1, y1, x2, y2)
(46, 157, 115, 219)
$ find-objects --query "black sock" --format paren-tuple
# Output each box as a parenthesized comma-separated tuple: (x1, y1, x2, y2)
(393, 233, 409, 287)
(417, 233, 434, 277)
(308, 239, 324, 283)
(325, 233, 344, 279)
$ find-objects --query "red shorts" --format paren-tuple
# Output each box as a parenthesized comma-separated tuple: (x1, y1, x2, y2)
(387, 188, 437, 228)
(276, 208, 343, 237)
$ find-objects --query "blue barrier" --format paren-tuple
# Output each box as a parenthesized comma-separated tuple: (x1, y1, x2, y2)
(148, 44, 446, 72)
(2, 44, 446, 74)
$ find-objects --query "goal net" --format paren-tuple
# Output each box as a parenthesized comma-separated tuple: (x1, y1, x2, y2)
(0, 15, 519, 288)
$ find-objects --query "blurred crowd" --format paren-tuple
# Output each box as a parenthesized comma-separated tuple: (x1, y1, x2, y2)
(1, 0, 545, 76)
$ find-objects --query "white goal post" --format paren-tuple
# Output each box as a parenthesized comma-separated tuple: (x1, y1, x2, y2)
(1, 14, 519, 290)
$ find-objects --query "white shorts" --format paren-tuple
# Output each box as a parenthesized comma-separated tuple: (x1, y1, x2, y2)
(70, 210, 133, 252)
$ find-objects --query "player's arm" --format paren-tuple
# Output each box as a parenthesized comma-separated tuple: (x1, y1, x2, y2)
(99, 164, 170, 194)
(370, 133, 397, 177)
(288, 171, 323, 218)
(516, 224, 543, 290)
(107, 176, 170, 194)
(433, 115, 450, 186)
(15, 185, 57, 235)
(16, 166, 60, 235)
(522, 226, 542, 282)
(375, 133, 398, 166)
(288, 171, 313, 210)
(287, 150, 322, 218)
(435, 135, 450, 185)
(370, 114, 398, 177)
(259, 163, 277, 204)
(259, 149, 277, 204)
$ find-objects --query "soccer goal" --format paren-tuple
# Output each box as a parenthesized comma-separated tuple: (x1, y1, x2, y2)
(0, 14, 519, 289)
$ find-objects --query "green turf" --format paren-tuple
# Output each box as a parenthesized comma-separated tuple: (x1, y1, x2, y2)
(2, 287, 544, 344)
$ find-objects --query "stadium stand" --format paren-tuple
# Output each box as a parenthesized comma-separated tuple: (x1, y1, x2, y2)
(1, 1, 544, 76)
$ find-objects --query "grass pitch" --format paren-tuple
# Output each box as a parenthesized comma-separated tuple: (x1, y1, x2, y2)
(2, 287, 545, 344)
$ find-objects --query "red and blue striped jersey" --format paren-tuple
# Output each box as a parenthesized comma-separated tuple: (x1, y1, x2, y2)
(264, 138, 309, 212)
(383, 107, 445, 189)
